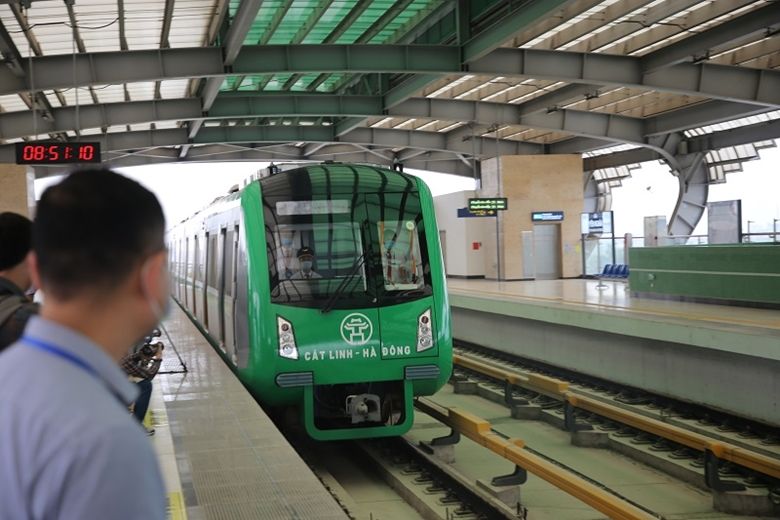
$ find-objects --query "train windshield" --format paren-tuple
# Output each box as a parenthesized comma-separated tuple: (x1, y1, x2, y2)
(264, 192, 432, 309)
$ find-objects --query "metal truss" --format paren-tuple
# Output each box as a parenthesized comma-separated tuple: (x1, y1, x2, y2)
(4, 44, 779, 110)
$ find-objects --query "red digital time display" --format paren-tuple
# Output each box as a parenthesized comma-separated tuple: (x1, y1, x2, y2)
(15, 142, 101, 165)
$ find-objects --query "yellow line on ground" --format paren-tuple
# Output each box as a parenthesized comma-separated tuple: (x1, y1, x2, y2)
(166, 492, 187, 520)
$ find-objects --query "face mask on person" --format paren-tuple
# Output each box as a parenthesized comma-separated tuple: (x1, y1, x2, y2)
(141, 254, 171, 323)
(384, 240, 394, 250)
(300, 260, 313, 272)
(281, 238, 293, 247)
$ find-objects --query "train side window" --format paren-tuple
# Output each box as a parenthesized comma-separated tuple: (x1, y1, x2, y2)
(207, 233, 218, 290)
(185, 237, 192, 281)
(194, 236, 201, 283)
(224, 229, 234, 298)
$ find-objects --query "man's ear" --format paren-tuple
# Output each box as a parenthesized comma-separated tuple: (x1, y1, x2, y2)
(140, 250, 167, 296)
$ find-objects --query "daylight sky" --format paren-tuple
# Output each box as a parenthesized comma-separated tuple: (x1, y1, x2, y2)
(34, 151, 780, 238)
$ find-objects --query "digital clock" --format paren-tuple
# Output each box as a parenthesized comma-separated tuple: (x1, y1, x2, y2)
(15, 142, 101, 165)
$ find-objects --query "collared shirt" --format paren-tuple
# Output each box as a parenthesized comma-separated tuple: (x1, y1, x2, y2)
(0, 276, 39, 350)
(0, 316, 166, 520)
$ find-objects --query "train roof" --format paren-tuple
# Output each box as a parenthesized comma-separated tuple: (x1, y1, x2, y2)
(260, 163, 421, 197)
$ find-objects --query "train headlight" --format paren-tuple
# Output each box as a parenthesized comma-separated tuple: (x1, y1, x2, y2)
(277, 316, 298, 360)
(417, 309, 434, 352)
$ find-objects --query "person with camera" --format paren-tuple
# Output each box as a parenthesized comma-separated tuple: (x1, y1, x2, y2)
(121, 330, 164, 435)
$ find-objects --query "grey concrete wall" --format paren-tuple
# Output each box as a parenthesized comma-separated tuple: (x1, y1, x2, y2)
(452, 307, 780, 426)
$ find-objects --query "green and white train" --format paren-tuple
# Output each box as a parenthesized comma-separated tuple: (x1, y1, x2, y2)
(168, 163, 452, 440)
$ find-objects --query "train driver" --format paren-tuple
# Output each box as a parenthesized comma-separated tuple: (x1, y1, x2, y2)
(291, 246, 322, 279)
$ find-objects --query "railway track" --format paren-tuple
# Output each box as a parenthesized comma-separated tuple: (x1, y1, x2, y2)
(278, 414, 515, 520)
(448, 339, 780, 516)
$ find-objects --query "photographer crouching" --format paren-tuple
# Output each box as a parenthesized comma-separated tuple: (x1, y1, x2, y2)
(121, 329, 164, 435)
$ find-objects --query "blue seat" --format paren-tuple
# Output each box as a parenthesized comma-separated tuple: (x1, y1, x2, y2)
(614, 264, 627, 278)
(623, 265, 630, 277)
(601, 264, 613, 276)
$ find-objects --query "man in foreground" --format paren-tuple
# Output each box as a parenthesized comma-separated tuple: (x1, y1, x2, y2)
(0, 169, 168, 519)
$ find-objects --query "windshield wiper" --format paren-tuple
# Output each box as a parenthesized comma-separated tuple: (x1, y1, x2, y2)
(321, 251, 370, 314)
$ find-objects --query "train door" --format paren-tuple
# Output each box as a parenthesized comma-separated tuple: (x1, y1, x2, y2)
(217, 228, 227, 351)
(206, 232, 221, 338)
(192, 235, 199, 319)
(201, 233, 210, 325)
(176, 239, 183, 301)
(221, 226, 239, 362)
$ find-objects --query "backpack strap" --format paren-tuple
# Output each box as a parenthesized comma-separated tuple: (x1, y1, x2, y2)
(0, 294, 26, 329)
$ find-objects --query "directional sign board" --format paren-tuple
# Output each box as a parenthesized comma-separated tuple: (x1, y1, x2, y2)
(468, 198, 508, 212)
(531, 211, 564, 222)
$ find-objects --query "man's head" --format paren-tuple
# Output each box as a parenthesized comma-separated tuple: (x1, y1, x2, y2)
(0, 212, 33, 290)
(32, 169, 168, 337)
(297, 246, 314, 272)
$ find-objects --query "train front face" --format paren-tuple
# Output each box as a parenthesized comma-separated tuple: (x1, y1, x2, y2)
(242, 165, 452, 441)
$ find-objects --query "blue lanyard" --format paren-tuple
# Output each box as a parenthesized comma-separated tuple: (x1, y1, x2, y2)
(23, 335, 129, 405)
(23, 335, 100, 379)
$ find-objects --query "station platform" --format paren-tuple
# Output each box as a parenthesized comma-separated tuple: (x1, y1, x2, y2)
(148, 304, 348, 520)
(446, 278, 780, 426)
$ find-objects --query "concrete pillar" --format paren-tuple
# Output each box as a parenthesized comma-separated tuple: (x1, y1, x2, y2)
(480, 155, 584, 280)
(0, 164, 35, 217)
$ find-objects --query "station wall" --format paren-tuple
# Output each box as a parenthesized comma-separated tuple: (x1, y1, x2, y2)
(0, 164, 35, 217)
(481, 155, 584, 280)
(433, 191, 490, 278)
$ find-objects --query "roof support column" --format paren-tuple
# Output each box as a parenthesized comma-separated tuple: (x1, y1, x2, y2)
(648, 133, 709, 238)
(667, 152, 710, 239)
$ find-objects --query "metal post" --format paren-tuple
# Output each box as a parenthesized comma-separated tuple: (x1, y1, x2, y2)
(494, 126, 501, 281)
(773, 219, 778, 243)
(746, 220, 754, 243)
(611, 233, 616, 266)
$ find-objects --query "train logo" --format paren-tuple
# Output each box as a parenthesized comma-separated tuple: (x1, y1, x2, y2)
(340, 313, 373, 346)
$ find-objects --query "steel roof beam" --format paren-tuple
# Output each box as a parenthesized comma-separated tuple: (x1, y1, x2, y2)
(644, 101, 772, 136)
(0, 125, 543, 163)
(641, 2, 780, 73)
(466, 48, 780, 109)
(287, 0, 372, 92)
(336, 0, 572, 134)
(685, 118, 780, 154)
(515, 84, 602, 116)
(21, 117, 780, 173)
(6, 45, 780, 109)
(52, 147, 475, 177)
(0, 98, 202, 139)
(582, 148, 661, 171)
(384, 0, 574, 109)
(3, 92, 763, 150)
(583, 119, 780, 170)
(191, 0, 264, 145)
(548, 137, 614, 154)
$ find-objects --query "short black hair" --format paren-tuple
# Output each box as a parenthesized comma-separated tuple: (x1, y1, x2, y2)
(33, 168, 165, 299)
(0, 212, 32, 271)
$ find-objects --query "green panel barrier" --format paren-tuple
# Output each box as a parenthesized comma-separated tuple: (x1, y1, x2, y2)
(628, 244, 780, 305)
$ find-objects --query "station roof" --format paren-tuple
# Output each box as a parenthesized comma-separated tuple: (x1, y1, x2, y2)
(1, 0, 779, 181)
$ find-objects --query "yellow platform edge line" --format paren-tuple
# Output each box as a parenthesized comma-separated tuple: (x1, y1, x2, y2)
(167, 491, 187, 520)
